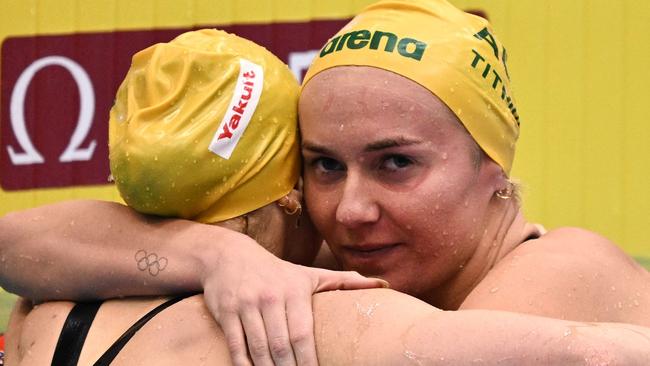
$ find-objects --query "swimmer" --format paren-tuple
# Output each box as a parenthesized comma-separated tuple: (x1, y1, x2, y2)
(5, 28, 649, 366)
(1, 1, 650, 364)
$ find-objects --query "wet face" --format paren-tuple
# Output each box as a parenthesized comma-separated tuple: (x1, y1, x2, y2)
(299, 67, 502, 300)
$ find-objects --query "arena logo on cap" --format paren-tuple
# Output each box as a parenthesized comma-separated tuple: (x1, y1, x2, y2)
(209, 59, 263, 159)
(319, 29, 427, 61)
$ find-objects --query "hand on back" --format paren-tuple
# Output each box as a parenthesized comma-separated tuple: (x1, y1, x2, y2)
(200, 235, 388, 366)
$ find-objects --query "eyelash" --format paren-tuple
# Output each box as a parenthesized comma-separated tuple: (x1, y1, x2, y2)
(380, 154, 414, 171)
(310, 157, 344, 174)
(309, 154, 415, 174)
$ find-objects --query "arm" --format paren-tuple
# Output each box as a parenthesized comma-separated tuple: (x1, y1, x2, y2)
(314, 289, 650, 365)
(0, 200, 218, 301)
(0, 200, 387, 366)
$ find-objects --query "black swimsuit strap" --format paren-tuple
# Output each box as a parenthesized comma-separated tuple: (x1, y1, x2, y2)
(52, 301, 102, 366)
(94, 294, 194, 366)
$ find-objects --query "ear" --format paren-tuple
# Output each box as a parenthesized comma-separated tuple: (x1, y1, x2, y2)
(478, 155, 510, 196)
(295, 177, 304, 195)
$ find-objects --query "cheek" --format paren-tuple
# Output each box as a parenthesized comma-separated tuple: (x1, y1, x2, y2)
(304, 180, 336, 233)
(389, 173, 482, 245)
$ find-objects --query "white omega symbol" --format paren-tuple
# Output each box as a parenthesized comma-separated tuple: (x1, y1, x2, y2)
(7, 55, 96, 165)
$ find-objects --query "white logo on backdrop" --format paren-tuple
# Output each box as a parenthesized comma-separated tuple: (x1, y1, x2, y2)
(7, 56, 96, 165)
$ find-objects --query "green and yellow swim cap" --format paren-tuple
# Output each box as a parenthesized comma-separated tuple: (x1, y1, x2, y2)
(303, 0, 519, 174)
(110, 29, 300, 223)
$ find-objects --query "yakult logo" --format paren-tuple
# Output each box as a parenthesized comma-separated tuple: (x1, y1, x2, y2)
(209, 59, 263, 159)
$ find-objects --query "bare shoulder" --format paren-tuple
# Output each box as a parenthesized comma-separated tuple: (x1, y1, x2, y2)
(461, 227, 650, 325)
(104, 295, 232, 365)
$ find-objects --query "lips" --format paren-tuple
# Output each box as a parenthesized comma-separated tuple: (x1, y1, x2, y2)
(341, 242, 401, 261)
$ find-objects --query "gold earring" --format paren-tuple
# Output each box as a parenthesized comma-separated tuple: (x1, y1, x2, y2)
(277, 195, 302, 216)
(495, 182, 513, 200)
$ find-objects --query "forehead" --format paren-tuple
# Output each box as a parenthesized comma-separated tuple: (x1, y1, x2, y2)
(299, 66, 472, 148)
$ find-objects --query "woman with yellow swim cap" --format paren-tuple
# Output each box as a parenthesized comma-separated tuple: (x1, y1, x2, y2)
(1, 0, 649, 365)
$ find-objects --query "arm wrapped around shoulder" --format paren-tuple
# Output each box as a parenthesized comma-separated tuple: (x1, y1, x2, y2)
(313, 288, 650, 365)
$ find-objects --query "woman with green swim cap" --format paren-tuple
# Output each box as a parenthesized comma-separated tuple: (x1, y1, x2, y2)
(1, 1, 649, 365)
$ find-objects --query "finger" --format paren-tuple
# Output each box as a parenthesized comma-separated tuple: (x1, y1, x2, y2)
(286, 294, 318, 366)
(241, 308, 274, 366)
(312, 268, 390, 292)
(219, 314, 253, 366)
(261, 301, 297, 366)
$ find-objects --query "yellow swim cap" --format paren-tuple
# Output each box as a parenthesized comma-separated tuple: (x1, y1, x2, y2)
(110, 29, 300, 223)
(303, 0, 519, 174)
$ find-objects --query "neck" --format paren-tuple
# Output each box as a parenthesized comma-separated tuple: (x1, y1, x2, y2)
(426, 197, 540, 309)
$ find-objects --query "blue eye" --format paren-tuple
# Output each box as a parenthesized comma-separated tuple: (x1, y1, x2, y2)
(314, 157, 344, 172)
(381, 155, 413, 171)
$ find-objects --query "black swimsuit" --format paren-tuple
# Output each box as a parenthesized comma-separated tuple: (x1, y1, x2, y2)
(52, 294, 193, 366)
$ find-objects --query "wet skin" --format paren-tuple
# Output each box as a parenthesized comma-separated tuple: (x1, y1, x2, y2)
(299, 66, 511, 308)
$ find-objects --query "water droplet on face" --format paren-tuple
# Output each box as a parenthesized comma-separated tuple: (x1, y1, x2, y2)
(339, 124, 344, 131)
(441, 152, 448, 160)
(633, 299, 640, 307)
(610, 286, 616, 292)
(69, 220, 75, 226)
(489, 287, 499, 294)
(563, 329, 572, 337)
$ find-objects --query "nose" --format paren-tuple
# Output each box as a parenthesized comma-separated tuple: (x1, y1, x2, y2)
(335, 174, 380, 228)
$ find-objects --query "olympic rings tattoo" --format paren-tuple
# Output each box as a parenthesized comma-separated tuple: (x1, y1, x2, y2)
(134, 249, 168, 276)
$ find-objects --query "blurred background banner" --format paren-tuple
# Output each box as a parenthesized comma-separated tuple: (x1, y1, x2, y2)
(1, 0, 649, 329)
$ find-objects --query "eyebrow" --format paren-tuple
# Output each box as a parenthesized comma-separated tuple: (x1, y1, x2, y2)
(363, 137, 423, 152)
(302, 137, 423, 154)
